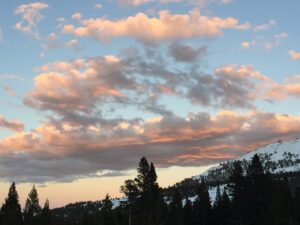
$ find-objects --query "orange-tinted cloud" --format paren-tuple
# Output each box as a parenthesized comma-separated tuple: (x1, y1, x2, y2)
(15, 2, 49, 38)
(288, 50, 300, 61)
(62, 10, 248, 45)
(1, 110, 300, 182)
(0, 115, 24, 132)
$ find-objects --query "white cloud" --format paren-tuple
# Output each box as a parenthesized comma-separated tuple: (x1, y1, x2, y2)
(95, 3, 103, 8)
(254, 19, 276, 32)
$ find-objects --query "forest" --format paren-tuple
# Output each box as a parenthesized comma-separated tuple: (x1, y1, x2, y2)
(0, 154, 300, 225)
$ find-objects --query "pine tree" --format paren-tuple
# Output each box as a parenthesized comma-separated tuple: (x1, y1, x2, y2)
(167, 188, 185, 225)
(294, 187, 300, 224)
(40, 199, 52, 225)
(121, 157, 165, 225)
(212, 186, 222, 225)
(148, 162, 159, 193)
(228, 160, 247, 225)
(183, 197, 193, 225)
(120, 179, 139, 225)
(245, 154, 268, 225)
(99, 194, 117, 225)
(24, 185, 42, 225)
(220, 189, 230, 225)
(0, 182, 23, 225)
(197, 178, 211, 225)
(136, 157, 150, 192)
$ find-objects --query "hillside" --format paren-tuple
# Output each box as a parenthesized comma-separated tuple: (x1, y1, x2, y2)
(195, 138, 300, 186)
(52, 138, 300, 219)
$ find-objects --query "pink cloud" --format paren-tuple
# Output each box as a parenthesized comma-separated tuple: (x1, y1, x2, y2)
(0, 115, 24, 132)
(62, 10, 245, 44)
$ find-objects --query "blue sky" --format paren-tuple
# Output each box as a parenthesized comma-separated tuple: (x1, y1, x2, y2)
(0, 0, 300, 207)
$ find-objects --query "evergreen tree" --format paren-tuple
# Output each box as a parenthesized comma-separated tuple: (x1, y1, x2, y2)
(196, 178, 211, 225)
(0, 182, 23, 225)
(24, 185, 42, 225)
(40, 199, 52, 225)
(266, 179, 293, 225)
(294, 187, 300, 224)
(245, 154, 268, 225)
(120, 179, 139, 225)
(220, 189, 230, 225)
(212, 186, 222, 225)
(121, 157, 165, 225)
(183, 197, 193, 225)
(136, 157, 150, 192)
(167, 188, 185, 225)
(228, 160, 247, 225)
(99, 194, 116, 225)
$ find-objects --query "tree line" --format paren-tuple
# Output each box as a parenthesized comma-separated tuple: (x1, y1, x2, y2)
(1, 155, 300, 225)
(0, 183, 51, 225)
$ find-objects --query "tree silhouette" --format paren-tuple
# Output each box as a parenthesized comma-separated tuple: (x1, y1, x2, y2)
(24, 185, 42, 225)
(0, 182, 23, 225)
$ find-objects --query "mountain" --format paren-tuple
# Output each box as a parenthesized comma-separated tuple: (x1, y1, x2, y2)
(52, 138, 300, 218)
(194, 138, 300, 185)
(163, 138, 300, 204)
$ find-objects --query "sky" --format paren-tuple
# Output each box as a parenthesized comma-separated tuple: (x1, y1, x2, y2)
(0, 0, 300, 208)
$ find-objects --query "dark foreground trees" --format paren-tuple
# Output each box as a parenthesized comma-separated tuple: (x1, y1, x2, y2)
(1, 154, 300, 225)
(0, 183, 52, 225)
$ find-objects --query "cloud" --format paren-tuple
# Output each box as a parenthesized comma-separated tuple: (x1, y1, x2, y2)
(62, 10, 246, 45)
(241, 33, 288, 51)
(3, 85, 16, 96)
(3, 50, 300, 183)
(1, 110, 300, 182)
(0, 74, 25, 81)
(288, 50, 300, 61)
(24, 48, 273, 123)
(118, 0, 234, 7)
(23, 57, 134, 115)
(169, 43, 207, 62)
(241, 41, 252, 49)
(15, 2, 49, 38)
(188, 64, 268, 108)
(253, 19, 276, 32)
(42, 33, 83, 51)
(0, 115, 24, 132)
(95, 3, 103, 9)
(118, 0, 181, 6)
(265, 75, 300, 100)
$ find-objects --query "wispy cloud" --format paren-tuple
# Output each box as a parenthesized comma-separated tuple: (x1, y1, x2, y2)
(0, 115, 24, 132)
(15, 2, 49, 39)
(253, 19, 276, 32)
(0, 73, 25, 81)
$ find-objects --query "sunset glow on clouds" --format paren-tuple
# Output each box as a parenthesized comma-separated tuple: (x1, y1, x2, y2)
(0, 0, 300, 207)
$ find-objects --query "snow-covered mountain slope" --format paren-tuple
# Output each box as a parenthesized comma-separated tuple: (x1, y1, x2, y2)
(194, 138, 300, 183)
(241, 138, 300, 172)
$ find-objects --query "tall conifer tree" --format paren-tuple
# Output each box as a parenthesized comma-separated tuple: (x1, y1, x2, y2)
(0, 182, 23, 225)
(40, 199, 52, 225)
(24, 185, 42, 225)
